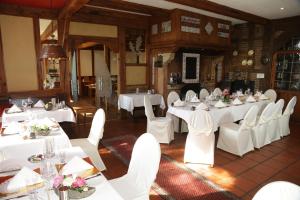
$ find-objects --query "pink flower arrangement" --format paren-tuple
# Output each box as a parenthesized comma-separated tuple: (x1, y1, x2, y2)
(222, 89, 230, 96)
(53, 175, 89, 192)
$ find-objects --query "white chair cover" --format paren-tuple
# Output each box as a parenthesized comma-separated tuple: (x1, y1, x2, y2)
(268, 99, 284, 142)
(251, 102, 275, 148)
(213, 88, 222, 97)
(144, 95, 174, 144)
(185, 90, 197, 101)
(199, 88, 209, 100)
(280, 96, 297, 137)
(264, 89, 277, 102)
(166, 91, 180, 133)
(217, 105, 258, 156)
(167, 91, 180, 106)
(184, 110, 215, 165)
(253, 181, 300, 200)
(71, 108, 106, 171)
(109, 133, 161, 200)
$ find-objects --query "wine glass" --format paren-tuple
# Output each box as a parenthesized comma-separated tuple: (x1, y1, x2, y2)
(22, 100, 28, 110)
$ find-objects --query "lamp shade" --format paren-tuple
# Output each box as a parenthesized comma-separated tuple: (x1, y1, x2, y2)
(40, 44, 67, 59)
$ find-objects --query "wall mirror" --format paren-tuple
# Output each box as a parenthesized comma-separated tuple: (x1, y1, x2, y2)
(182, 53, 200, 83)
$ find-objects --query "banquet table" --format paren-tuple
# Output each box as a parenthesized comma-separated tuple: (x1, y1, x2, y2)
(118, 93, 166, 114)
(0, 147, 124, 200)
(1, 107, 76, 128)
(168, 100, 269, 132)
(0, 122, 71, 161)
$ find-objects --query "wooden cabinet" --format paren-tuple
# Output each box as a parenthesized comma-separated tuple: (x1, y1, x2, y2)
(150, 9, 231, 49)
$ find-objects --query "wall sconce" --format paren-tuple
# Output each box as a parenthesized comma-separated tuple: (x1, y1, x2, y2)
(232, 50, 238, 56)
(248, 49, 254, 56)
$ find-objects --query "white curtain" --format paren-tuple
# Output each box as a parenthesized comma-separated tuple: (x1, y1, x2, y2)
(94, 49, 112, 107)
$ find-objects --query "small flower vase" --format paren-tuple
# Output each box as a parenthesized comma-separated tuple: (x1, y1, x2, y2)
(68, 187, 96, 199)
(58, 186, 69, 200)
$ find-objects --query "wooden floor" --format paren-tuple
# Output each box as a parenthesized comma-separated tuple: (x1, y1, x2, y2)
(68, 98, 300, 200)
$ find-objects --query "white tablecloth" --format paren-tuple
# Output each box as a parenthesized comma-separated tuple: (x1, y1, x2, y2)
(0, 125, 71, 161)
(118, 93, 166, 114)
(1, 107, 76, 128)
(0, 147, 124, 200)
(168, 100, 269, 132)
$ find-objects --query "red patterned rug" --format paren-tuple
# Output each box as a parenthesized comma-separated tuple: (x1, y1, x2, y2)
(102, 135, 240, 200)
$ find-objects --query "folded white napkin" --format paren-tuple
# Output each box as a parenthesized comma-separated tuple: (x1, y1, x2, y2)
(196, 103, 208, 110)
(3, 122, 25, 135)
(254, 91, 262, 97)
(60, 156, 93, 176)
(0, 159, 22, 173)
(33, 100, 45, 108)
(214, 100, 226, 108)
(246, 95, 256, 102)
(0, 167, 43, 193)
(6, 104, 22, 114)
(35, 118, 59, 128)
(236, 91, 244, 97)
(190, 96, 200, 103)
(259, 94, 269, 100)
(173, 99, 185, 107)
(232, 98, 243, 105)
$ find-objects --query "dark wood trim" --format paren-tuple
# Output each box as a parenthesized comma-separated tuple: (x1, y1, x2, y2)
(125, 63, 147, 66)
(69, 35, 119, 53)
(32, 17, 43, 90)
(77, 49, 82, 96)
(59, 0, 90, 19)
(166, 0, 269, 24)
(0, 26, 7, 93)
(104, 46, 110, 72)
(71, 8, 149, 29)
(118, 26, 126, 93)
(91, 49, 95, 76)
(0, 3, 58, 19)
(40, 20, 57, 42)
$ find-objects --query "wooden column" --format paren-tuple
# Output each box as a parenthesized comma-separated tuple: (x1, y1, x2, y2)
(0, 26, 7, 94)
(33, 17, 43, 90)
(118, 26, 126, 93)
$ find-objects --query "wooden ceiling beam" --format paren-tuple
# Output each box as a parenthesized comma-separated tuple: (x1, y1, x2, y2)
(0, 3, 58, 19)
(165, 0, 269, 24)
(59, 0, 90, 19)
(73, 7, 149, 28)
(87, 0, 170, 17)
(40, 20, 57, 41)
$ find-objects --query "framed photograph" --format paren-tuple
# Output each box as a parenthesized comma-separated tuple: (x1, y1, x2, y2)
(182, 53, 200, 83)
(151, 24, 158, 35)
(162, 20, 171, 33)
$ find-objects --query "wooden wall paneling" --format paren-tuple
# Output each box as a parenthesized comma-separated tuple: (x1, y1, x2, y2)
(32, 17, 43, 90)
(0, 26, 7, 94)
(118, 26, 126, 93)
(0, 3, 58, 19)
(165, 0, 269, 24)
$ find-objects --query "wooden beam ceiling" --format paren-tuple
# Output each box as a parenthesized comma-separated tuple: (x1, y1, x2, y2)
(59, 0, 90, 19)
(87, 0, 170, 18)
(165, 0, 269, 24)
(73, 6, 149, 28)
(0, 3, 58, 19)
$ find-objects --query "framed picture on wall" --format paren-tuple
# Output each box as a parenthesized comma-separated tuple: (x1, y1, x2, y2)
(182, 53, 200, 83)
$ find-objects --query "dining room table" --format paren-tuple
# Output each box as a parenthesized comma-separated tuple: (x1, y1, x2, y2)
(0, 147, 124, 200)
(167, 99, 270, 132)
(1, 107, 76, 128)
(0, 119, 72, 162)
(118, 92, 166, 115)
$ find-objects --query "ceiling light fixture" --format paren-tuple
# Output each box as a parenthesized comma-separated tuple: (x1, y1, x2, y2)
(280, 7, 284, 10)
(40, 0, 66, 60)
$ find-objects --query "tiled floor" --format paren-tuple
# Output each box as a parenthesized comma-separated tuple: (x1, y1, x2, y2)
(68, 98, 300, 200)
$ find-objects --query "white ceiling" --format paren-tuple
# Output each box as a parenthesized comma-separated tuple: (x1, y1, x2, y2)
(211, 0, 300, 19)
(124, 0, 300, 24)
